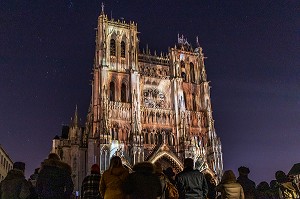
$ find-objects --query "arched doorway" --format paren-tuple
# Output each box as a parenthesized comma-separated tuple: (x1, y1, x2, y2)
(149, 151, 183, 174)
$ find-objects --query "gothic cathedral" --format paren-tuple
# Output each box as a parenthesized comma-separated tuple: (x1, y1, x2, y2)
(51, 9, 223, 191)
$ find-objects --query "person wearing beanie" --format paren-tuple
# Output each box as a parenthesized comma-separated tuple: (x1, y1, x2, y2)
(0, 161, 31, 199)
(237, 166, 256, 199)
(36, 153, 74, 199)
(81, 164, 101, 199)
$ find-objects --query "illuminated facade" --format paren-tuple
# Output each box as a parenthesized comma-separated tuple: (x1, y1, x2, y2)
(0, 145, 13, 182)
(52, 8, 223, 191)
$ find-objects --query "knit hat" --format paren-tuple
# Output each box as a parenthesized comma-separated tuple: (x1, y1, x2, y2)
(238, 166, 250, 175)
(91, 164, 100, 174)
(13, 162, 25, 171)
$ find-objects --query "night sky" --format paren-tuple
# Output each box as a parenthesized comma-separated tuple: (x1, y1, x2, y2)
(1, 0, 299, 184)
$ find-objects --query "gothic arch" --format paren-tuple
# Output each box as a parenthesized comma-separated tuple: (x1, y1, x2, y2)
(149, 150, 183, 173)
(110, 38, 116, 56)
(190, 62, 195, 83)
(121, 83, 127, 102)
(109, 81, 116, 101)
(145, 132, 149, 144)
(192, 93, 197, 111)
(121, 40, 126, 58)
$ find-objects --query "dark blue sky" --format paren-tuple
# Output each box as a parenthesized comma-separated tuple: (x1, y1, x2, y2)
(0, 0, 299, 183)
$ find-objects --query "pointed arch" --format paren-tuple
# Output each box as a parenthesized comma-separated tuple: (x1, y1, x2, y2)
(149, 149, 183, 172)
(183, 92, 187, 109)
(109, 81, 115, 101)
(190, 62, 195, 83)
(121, 41, 126, 58)
(110, 39, 116, 56)
(192, 93, 197, 111)
(121, 83, 127, 102)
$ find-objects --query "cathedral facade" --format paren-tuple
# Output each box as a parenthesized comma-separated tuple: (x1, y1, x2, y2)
(52, 9, 223, 192)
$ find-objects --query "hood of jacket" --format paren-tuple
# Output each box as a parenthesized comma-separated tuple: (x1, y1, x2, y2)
(41, 158, 72, 174)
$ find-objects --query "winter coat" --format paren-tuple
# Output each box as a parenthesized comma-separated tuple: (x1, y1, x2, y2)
(207, 180, 217, 199)
(123, 162, 162, 199)
(175, 167, 208, 199)
(36, 158, 74, 199)
(100, 166, 129, 199)
(81, 174, 101, 199)
(216, 182, 245, 199)
(0, 169, 31, 199)
(278, 181, 300, 199)
(237, 176, 256, 199)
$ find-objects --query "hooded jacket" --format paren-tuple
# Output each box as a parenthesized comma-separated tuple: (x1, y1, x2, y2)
(0, 169, 31, 199)
(100, 166, 129, 199)
(36, 158, 74, 199)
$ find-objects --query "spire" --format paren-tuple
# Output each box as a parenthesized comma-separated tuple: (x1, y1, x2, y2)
(196, 36, 200, 47)
(73, 105, 79, 127)
(101, 2, 105, 14)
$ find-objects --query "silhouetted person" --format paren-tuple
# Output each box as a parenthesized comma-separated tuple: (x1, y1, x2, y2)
(237, 166, 256, 199)
(256, 181, 272, 199)
(36, 153, 74, 199)
(28, 168, 39, 199)
(81, 164, 101, 199)
(0, 162, 31, 199)
(163, 167, 176, 185)
(216, 170, 244, 199)
(100, 156, 129, 199)
(205, 173, 217, 199)
(275, 170, 300, 199)
(270, 180, 280, 199)
(123, 161, 162, 199)
(176, 158, 208, 199)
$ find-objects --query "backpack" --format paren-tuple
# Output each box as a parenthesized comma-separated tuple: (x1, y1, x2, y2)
(164, 181, 179, 199)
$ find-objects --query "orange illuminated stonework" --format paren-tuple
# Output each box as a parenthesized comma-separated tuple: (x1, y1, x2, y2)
(52, 9, 223, 191)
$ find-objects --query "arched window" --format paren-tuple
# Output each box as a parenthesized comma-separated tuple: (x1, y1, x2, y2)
(109, 81, 115, 101)
(110, 39, 116, 56)
(190, 62, 195, 83)
(192, 93, 196, 111)
(181, 72, 186, 81)
(150, 133, 153, 144)
(145, 133, 149, 144)
(180, 61, 185, 68)
(121, 83, 127, 102)
(183, 92, 187, 109)
(121, 41, 125, 58)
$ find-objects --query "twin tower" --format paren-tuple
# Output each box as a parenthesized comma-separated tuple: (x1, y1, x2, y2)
(52, 9, 223, 191)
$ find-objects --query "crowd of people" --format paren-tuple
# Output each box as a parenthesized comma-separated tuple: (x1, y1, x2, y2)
(0, 153, 299, 199)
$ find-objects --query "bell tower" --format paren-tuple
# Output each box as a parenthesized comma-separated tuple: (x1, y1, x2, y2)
(88, 5, 142, 171)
